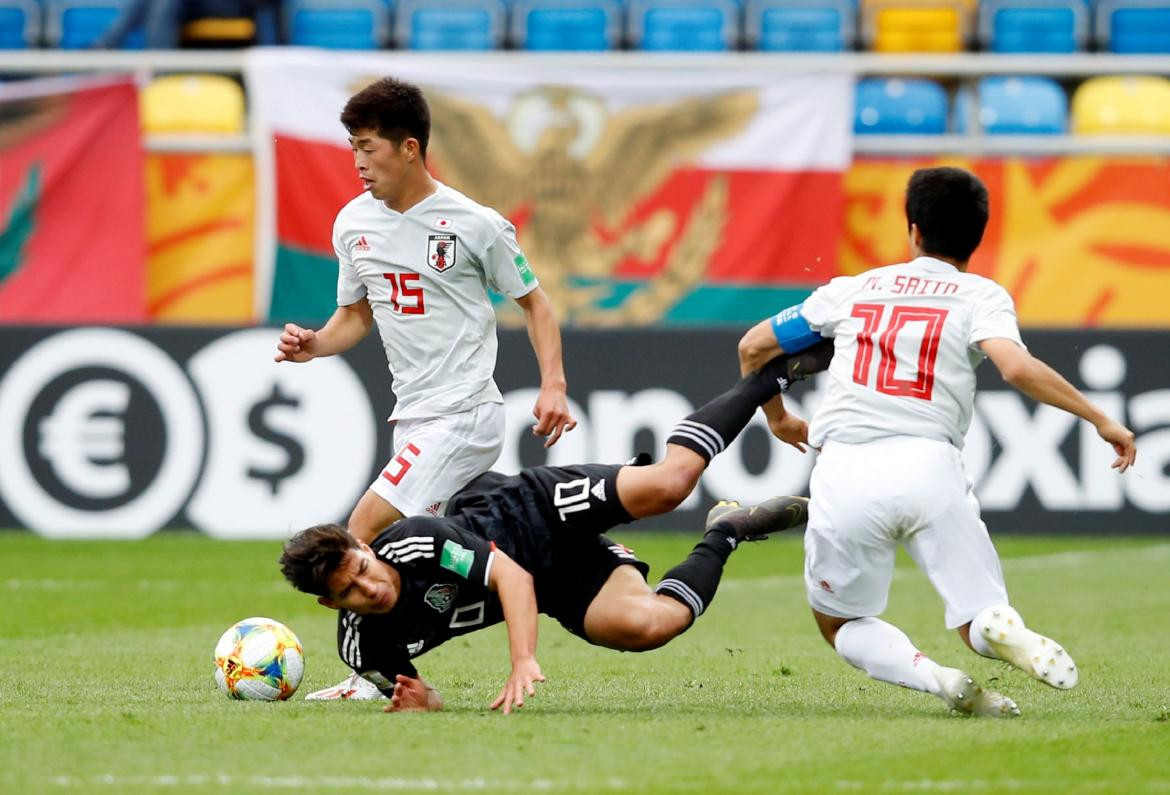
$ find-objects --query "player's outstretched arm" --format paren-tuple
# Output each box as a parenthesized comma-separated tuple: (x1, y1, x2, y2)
(514, 287, 577, 448)
(981, 338, 1137, 472)
(487, 548, 546, 714)
(274, 299, 373, 363)
(383, 674, 444, 713)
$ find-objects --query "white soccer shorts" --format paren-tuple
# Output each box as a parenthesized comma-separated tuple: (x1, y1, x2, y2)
(368, 401, 505, 518)
(804, 436, 1009, 629)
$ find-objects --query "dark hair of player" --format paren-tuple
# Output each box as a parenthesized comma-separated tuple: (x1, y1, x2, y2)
(340, 77, 431, 157)
(904, 167, 989, 263)
(279, 523, 359, 597)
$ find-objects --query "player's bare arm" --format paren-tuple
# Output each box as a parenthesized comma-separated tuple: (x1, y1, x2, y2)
(514, 287, 577, 448)
(487, 547, 546, 714)
(274, 299, 373, 363)
(384, 674, 444, 713)
(981, 337, 1137, 472)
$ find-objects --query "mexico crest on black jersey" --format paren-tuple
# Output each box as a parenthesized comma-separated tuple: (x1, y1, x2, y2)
(424, 583, 458, 613)
(427, 234, 457, 274)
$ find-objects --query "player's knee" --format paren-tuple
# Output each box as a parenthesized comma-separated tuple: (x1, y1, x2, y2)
(648, 463, 702, 512)
(609, 612, 681, 652)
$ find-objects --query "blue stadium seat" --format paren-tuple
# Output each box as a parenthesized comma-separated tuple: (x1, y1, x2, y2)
(284, 0, 391, 49)
(628, 0, 742, 50)
(512, 0, 621, 49)
(855, 77, 948, 134)
(396, 0, 505, 49)
(0, 1, 40, 48)
(45, 0, 146, 48)
(745, 0, 856, 50)
(1096, 0, 1170, 53)
(954, 76, 1068, 134)
(978, 0, 1087, 53)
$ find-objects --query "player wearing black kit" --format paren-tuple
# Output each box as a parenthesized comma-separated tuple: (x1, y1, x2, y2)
(280, 345, 832, 714)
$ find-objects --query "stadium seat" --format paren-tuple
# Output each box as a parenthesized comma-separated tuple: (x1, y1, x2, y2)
(954, 76, 1068, 134)
(855, 77, 949, 133)
(512, 0, 621, 50)
(628, 0, 742, 50)
(0, 1, 40, 48)
(45, 0, 147, 49)
(979, 0, 1087, 52)
(283, 0, 391, 49)
(745, 0, 857, 50)
(141, 74, 246, 134)
(1071, 75, 1170, 134)
(863, 0, 970, 52)
(1096, 0, 1170, 53)
(397, 0, 506, 49)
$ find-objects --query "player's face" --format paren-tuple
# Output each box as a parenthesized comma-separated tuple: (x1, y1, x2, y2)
(348, 128, 411, 203)
(320, 542, 400, 615)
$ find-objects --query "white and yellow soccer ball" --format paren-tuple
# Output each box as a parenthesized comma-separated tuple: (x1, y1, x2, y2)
(213, 617, 304, 701)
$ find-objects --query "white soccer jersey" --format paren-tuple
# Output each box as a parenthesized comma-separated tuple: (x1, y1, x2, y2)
(333, 182, 538, 421)
(801, 256, 1024, 449)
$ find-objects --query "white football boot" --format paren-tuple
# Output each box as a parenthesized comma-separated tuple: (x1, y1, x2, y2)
(933, 666, 1021, 718)
(304, 671, 387, 701)
(975, 605, 1078, 689)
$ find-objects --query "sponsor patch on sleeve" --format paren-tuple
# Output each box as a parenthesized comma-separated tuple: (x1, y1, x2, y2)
(439, 539, 475, 578)
(514, 254, 536, 287)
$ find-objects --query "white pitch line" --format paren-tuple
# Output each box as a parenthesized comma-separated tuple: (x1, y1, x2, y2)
(41, 774, 630, 790)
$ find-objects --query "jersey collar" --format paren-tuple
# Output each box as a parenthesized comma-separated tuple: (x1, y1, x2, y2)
(910, 256, 962, 273)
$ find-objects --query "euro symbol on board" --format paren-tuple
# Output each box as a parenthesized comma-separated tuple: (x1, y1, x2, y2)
(246, 384, 305, 496)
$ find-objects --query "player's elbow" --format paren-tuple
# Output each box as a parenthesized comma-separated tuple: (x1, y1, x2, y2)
(997, 355, 1038, 388)
(737, 333, 770, 371)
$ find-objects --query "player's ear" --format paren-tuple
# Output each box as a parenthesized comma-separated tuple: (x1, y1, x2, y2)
(318, 596, 340, 610)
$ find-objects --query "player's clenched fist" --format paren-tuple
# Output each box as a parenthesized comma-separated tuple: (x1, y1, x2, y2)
(274, 323, 318, 363)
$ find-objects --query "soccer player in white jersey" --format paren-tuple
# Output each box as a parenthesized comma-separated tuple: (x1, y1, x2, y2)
(274, 77, 576, 700)
(738, 167, 1137, 717)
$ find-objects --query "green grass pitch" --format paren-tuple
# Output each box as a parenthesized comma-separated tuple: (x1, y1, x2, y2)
(1, 531, 1168, 794)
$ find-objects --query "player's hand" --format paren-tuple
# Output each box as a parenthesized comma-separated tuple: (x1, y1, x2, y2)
(1096, 419, 1136, 473)
(768, 412, 810, 453)
(490, 656, 545, 715)
(384, 674, 437, 712)
(274, 323, 319, 363)
(531, 387, 577, 449)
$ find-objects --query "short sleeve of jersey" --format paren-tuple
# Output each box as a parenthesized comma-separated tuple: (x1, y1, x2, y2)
(799, 276, 856, 337)
(334, 219, 366, 306)
(968, 283, 1025, 350)
(479, 223, 538, 300)
(374, 517, 496, 590)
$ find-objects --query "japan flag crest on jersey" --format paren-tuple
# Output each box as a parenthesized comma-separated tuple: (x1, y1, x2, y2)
(427, 234, 457, 274)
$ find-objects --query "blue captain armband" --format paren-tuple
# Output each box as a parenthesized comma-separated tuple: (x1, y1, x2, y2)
(770, 302, 822, 353)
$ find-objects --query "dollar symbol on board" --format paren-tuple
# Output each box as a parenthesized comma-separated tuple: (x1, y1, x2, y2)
(246, 384, 305, 496)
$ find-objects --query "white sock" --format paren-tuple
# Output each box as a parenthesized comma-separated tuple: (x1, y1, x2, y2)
(968, 605, 1009, 660)
(834, 617, 944, 696)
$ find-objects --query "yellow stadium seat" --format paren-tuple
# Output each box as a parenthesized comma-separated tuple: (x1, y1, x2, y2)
(181, 17, 256, 47)
(141, 75, 246, 135)
(864, 0, 970, 52)
(1071, 76, 1170, 135)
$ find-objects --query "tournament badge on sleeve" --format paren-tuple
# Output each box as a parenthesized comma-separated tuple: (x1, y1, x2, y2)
(427, 235, 457, 274)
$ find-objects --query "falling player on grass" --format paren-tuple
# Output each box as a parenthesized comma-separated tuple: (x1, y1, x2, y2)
(738, 167, 1137, 717)
(279, 352, 820, 714)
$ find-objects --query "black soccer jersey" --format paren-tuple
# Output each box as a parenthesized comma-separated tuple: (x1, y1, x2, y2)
(336, 463, 647, 694)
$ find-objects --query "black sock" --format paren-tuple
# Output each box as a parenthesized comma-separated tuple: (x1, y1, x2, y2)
(654, 531, 736, 623)
(665, 359, 790, 464)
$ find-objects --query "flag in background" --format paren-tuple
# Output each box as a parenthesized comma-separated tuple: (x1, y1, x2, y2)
(0, 77, 146, 322)
(246, 50, 853, 326)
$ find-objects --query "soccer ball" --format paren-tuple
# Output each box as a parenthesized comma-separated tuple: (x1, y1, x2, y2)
(213, 617, 304, 701)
